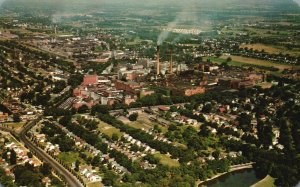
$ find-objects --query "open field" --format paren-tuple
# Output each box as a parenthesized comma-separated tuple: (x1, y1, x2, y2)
(206, 55, 299, 71)
(98, 121, 123, 138)
(127, 120, 152, 130)
(153, 153, 180, 167)
(1, 122, 25, 132)
(87, 182, 103, 187)
(127, 37, 143, 45)
(118, 112, 168, 133)
(240, 43, 300, 57)
(251, 175, 275, 187)
(58, 152, 84, 166)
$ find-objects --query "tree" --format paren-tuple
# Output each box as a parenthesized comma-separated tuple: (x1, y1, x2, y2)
(16, 171, 42, 187)
(221, 62, 229, 69)
(262, 124, 274, 148)
(40, 163, 52, 176)
(13, 165, 42, 187)
(0, 168, 16, 187)
(257, 120, 265, 145)
(91, 155, 101, 167)
(91, 104, 109, 115)
(59, 115, 72, 126)
(128, 113, 138, 121)
(202, 104, 212, 113)
(77, 105, 89, 114)
(2, 150, 8, 160)
(27, 152, 33, 158)
(212, 150, 221, 160)
(112, 133, 119, 141)
(237, 113, 252, 132)
(226, 57, 232, 62)
(10, 149, 17, 165)
(75, 160, 80, 172)
(143, 154, 159, 164)
(102, 170, 119, 186)
(13, 113, 21, 122)
(278, 118, 295, 151)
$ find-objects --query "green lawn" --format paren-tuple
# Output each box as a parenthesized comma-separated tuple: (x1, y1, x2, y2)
(251, 175, 275, 187)
(128, 120, 152, 130)
(206, 57, 243, 67)
(98, 122, 123, 138)
(58, 152, 83, 166)
(2, 122, 25, 131)
(206, 55, 298, 71)
(87, 182, 103, 187)
(153, 153, 180, 167)
(121, 115, 168, 133)
(127, 37, 143, 45)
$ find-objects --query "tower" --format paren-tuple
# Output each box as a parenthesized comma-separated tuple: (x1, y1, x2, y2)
(156, 46, 160, 75)
(169, 47, 173, 74)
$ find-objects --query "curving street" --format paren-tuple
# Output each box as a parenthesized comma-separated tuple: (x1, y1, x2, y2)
(1, 118, 84, 187)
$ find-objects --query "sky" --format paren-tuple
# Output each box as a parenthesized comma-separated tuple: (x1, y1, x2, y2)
(293, 0, 300, 6)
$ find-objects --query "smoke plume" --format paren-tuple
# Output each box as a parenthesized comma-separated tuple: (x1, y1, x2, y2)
(157, 20, 179, 45)
(293, 0, 300, 6)
(0, 0, 6, 7)
(157, 3, 203, 45)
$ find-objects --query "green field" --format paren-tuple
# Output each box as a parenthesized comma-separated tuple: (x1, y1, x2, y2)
(119, 114, 168, 133)
(128, 119, 152, 130)
(58, 152, 84, 166)
(2, 122, 25, 132)
(240, 43, 300, 57)
(153, 153, 180, 167)
(205, 55, 299, 71)
(251, 175, 275, 187)
(87, 182, 103, 187)
(98, 121, 123, 138)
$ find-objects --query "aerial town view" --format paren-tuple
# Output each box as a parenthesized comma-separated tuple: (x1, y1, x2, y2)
(0, 0, 300, 187)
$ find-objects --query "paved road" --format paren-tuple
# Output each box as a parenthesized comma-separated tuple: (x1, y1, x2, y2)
(1, 118, 84, 187)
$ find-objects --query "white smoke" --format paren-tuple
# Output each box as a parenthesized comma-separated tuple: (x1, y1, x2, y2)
(157, 20, 178, 45)
(52, 14, 62, 23)
(0, 0, 6, 7)
(157, 4, 198, 45)
(293, 0, 300, 6)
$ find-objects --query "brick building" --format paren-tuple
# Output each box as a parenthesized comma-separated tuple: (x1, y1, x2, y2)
(172, 86, 205, 96)
(83, 75, 98, 86)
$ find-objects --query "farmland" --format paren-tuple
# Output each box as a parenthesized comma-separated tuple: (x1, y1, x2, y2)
(240, 43, 300, 57)
(206, 55, 300, 71)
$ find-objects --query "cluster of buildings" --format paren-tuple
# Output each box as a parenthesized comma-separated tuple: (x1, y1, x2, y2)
(4, 141, 41, 167)
(71, 73, 153, 108)
(0, 112, 9, 122)
(57, 121, 129, 175)
(69, 55, 266, 109)
(80, 167, 102, 183)
(34, 133, 61, 156)
(0, 131, 41, 168)
(104, 134, 157, 170)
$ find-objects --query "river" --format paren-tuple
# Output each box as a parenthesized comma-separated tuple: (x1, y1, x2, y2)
(200, 169, 261, 187)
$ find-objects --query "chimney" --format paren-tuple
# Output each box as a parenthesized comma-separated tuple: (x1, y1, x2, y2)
(54, 25, 57, 42)
(156, 46, 160, 75)
(169, 47, 173, 74)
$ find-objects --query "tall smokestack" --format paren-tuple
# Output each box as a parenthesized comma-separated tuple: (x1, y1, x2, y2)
(156, 46, 160, 75)
(54, 25, 57, 42)
(169, 47, 173, 74)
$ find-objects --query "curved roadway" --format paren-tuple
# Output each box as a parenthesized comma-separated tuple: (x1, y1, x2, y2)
(1, 118, 84, 187)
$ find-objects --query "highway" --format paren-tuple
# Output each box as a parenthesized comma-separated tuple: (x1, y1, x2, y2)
(1, 118, 84, 187)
